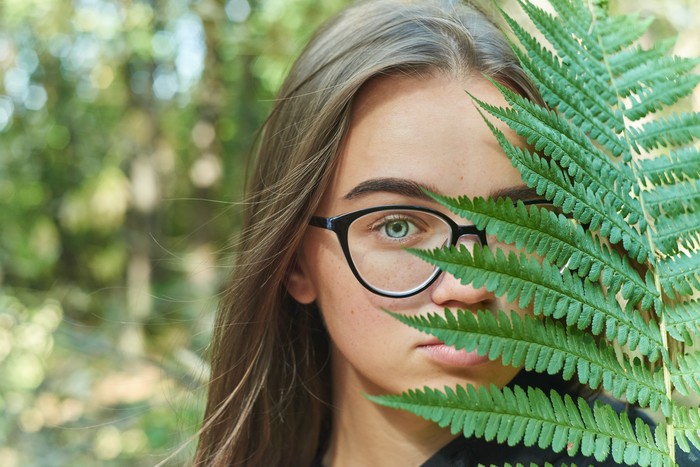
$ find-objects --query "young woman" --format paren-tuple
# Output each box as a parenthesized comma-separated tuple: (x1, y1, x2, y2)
(193, 1, 679, 466)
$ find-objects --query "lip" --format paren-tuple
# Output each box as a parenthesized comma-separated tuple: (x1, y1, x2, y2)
(417, 340, 490, 367)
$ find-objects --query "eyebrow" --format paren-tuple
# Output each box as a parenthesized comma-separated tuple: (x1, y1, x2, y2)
(344, 177, 542, 203)
(344, 178, 440, 201)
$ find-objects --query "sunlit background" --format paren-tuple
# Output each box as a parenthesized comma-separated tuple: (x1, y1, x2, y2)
(1, 0, 698, 465)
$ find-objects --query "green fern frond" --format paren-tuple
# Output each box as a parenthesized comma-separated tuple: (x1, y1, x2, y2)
(484, 121, 651, 263)
(428, 194, 659, 308)
(664, 299, 700, 343)
(471, 83, 643, 228)
(546, 0, 591, 40)
(514, 1, 608, 96)
(644, 182, 700, 218)
(624, 75, 700, 121)
(631, 112, 700, 152)
(671, 406, 700, 452)
(369, 385, 671, 466)
(595, 13, 653, 55)
(614, 57, 700, 99)
(607, 38, 677, 75)
(652, 212, 700, 256)
(387, 308, 668, 413)
(382, 0, 700, 463)
(658, 252, 700, 297)
(640, 148, 700, 184)
(669, 352, 700, 397)
(499, 11, 626, 156)
(410, 245, 663, 360)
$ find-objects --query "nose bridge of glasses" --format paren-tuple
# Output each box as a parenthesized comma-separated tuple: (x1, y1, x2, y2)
(454, 224, 486, 246)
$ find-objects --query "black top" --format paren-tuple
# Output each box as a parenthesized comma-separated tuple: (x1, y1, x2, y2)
(313, 370, 700, 466)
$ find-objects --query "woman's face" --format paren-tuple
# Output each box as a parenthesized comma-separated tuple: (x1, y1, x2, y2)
(288, 74, 531, 398)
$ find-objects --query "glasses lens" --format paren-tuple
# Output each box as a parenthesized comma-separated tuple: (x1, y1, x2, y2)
(347, 209, 458, 295)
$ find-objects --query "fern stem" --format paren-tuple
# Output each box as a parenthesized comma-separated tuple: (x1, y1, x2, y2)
(612, 48, 677, 467)
(659, 319, 677, 465)
(586, 0, 677, 461)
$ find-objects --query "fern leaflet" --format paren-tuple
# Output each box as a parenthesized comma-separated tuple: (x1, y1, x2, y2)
(386, 308, 668, 413)
(410, 245, 663, 360)
(370, 385, 671, 466)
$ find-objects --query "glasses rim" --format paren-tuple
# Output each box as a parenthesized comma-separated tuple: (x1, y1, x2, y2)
(309, 200, 553, 298)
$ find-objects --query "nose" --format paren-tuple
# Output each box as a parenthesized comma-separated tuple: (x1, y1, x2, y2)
(430, 269, 494, 309)
(430, 237, 493, 309)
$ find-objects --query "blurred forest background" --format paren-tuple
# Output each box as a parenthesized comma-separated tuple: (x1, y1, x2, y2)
(0, 0, 698, 465)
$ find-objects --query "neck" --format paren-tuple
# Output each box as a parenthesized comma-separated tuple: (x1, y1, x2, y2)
(323, 350, 457, 467)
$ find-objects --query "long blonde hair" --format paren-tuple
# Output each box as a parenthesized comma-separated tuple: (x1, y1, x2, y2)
(195, 1, 542, 465)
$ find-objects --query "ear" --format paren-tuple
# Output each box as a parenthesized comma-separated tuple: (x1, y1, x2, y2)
(285, 259, 317, 305)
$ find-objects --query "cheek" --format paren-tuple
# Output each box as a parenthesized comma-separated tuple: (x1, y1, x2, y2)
(315, 272, 392, 348)
(304, 228, 394, 324)
(308, 243, 417, 369)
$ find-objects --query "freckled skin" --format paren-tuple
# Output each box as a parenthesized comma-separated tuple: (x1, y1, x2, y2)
(287, 75, 530, 466)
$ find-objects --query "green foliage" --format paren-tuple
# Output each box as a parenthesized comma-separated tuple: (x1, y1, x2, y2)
(372, 384, 671, 466)
(372, 0, 700, 465)
(0, 0, 348, 464)
(386, 309, 667, 413)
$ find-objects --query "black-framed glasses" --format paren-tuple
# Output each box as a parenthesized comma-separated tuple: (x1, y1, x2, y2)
(309, 200, 555, 298)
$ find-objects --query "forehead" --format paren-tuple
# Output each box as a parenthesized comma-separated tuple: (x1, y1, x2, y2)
(317, 74, 525, 214)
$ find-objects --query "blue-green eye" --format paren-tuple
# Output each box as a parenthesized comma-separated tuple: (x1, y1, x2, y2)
(383, 219, 411, 238)
(374, 215, 423, 241)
